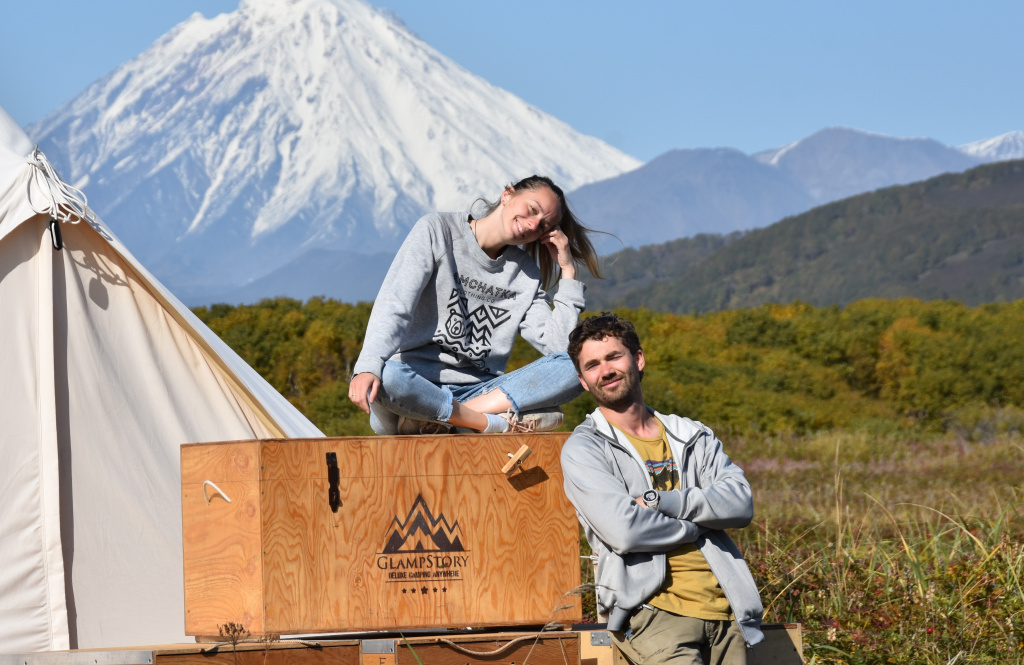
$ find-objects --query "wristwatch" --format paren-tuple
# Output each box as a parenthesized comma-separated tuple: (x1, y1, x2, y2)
(642, 489, 659, 510)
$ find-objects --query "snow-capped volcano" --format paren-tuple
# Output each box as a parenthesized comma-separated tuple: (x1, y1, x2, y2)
(959, 131, 1024, 162)
(29, 0, 639, 302)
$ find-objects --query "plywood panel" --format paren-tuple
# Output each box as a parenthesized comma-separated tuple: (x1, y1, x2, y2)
(443, 434, 580, 626)
(309, 439, 389, 631)
(182, 442, 263, 634)
(262, 438, 390, 633)
(373, 475, 452, 628)
(262, 474, 318, 631)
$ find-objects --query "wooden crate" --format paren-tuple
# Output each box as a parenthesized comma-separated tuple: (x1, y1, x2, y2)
(181, 434, 581, 637)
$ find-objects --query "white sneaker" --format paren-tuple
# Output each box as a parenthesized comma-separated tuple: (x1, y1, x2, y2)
(397, 416, 451, 435)
(502, 407, 564, 433)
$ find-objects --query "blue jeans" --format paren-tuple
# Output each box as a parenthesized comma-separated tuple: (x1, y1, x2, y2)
(368, 352, 582, 435)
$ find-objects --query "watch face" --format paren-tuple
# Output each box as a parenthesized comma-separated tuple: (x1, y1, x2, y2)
(643, 490, 658, 503)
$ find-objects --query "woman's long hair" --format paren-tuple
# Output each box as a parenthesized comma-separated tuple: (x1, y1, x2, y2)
(474, 175, 603, 289)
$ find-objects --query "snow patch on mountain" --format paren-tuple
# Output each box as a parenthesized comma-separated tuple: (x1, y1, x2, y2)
(960, 131, 1024, 162)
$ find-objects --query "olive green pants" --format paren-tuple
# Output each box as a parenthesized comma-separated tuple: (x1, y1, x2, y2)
(611, 606, 748, 665)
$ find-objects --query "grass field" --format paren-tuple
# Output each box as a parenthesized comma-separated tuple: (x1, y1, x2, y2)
(581, 433, 1024, 664)
(740, 433, 1022, 663)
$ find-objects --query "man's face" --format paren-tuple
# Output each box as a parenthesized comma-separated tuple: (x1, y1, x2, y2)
(576, 335, 645, 411)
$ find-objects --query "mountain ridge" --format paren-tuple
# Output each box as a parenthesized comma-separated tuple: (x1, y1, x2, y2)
(569, 126, 984, 254)
(582, 159, 1024, 313)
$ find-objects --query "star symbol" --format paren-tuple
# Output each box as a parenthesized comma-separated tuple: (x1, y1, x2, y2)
(442, 587, 447, 592)
(421, 586, 428, 594)
(433, 588, 438, 593)
(402, 589, 407, 594)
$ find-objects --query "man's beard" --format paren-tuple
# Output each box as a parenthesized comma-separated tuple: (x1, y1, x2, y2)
(589, 366, 642, 411)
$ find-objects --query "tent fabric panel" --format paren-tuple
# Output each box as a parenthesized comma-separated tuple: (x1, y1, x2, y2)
(87, 216, 323, 439)
(36, 217, 71, 651)
(57, 219, 279, 648)
(0, 159, 47, 245)
(0, 219, 69, 651)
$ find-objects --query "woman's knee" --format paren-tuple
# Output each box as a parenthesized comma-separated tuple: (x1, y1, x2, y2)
(379, 361, 420, 401)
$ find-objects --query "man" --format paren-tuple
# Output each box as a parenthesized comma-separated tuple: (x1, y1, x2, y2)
(562, 314, 763, 665)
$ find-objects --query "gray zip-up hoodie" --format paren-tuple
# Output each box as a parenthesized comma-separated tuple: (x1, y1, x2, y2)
(353, 211, 585, 384)
(561, 408, 764, 646)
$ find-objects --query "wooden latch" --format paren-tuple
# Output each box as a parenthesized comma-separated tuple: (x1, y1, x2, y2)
(501, 444, 533, 476)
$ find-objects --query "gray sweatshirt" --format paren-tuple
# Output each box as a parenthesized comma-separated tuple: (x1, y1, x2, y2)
(353, 211, 585, 384)
(561, 408, 764, 646)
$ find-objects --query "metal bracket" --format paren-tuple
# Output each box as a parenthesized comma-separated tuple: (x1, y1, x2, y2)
(361, 639, 395, 654)
(590, 631, 611, 646)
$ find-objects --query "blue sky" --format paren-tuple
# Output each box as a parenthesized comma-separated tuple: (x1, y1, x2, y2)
(1, 0, 1021, 161)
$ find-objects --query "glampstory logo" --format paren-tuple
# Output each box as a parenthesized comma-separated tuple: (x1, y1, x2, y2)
(376, 494, 470, 594)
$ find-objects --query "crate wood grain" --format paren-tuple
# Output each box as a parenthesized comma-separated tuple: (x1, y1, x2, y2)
(182, 434, 581, 636)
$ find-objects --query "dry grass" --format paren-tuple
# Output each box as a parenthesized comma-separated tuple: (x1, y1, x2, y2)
(735, 434, 1024, 663)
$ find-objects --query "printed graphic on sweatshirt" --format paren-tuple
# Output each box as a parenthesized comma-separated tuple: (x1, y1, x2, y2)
(457, 274, 518, 304)
(434, 287, 513, 369)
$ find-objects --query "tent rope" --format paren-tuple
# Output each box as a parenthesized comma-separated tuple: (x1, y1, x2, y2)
(27, 147, 95, 225)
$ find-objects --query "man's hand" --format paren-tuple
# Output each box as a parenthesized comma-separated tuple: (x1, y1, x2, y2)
(348, 372, 380, 414)
(635, 495, 652, 509)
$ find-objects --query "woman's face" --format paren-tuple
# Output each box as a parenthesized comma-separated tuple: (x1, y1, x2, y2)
(500, 186, 561, 245)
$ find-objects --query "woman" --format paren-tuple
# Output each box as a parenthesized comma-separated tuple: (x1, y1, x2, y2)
(348, 175, 601, 435)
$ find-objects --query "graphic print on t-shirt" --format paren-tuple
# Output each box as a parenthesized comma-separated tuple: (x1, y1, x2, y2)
(435, 287, 513, 370)
(646, 458, 678, 491)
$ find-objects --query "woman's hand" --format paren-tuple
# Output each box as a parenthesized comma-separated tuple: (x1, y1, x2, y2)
(540, 228, 576, 279)
(348, 372, 380, 414)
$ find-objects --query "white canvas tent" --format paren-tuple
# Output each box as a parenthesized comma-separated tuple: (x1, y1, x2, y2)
(0, 105, 324, 653)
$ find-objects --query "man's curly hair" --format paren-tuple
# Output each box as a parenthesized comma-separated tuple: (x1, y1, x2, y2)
(567, 313, 642, 373)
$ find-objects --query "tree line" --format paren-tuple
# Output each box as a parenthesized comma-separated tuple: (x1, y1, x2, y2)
(193, 297, 1024, 440)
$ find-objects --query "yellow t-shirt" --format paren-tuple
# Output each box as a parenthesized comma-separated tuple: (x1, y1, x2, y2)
(623, 422, 733, 621)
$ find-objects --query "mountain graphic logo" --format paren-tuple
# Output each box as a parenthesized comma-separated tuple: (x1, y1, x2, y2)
(381, 494, 466, 553)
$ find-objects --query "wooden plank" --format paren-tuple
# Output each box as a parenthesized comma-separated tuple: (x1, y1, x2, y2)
(156, 641, 360, 665)
(396, 633, 578, 665)
(182, 442, 264, 635)
(181, 441, 260, 485)
(259, 438, 380, 481)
